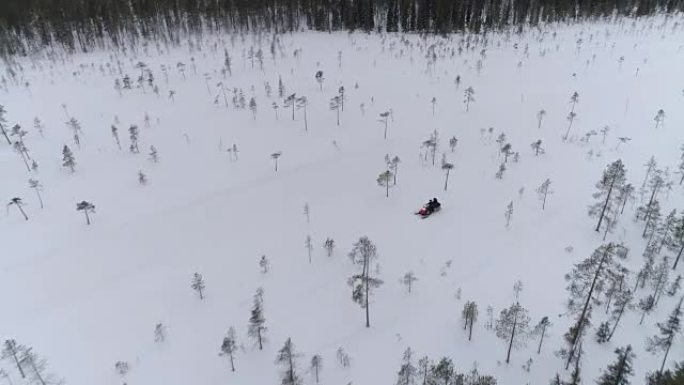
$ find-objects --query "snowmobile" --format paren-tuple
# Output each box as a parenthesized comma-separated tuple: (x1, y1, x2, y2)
(415, 198, 441, 218)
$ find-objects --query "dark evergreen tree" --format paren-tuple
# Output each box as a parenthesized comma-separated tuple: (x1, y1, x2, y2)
(595, 345, 635, 385)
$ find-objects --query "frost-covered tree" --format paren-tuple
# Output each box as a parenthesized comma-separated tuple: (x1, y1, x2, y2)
(66, 117, 82, 135)
(402, 271, 418, 294)
(191, 272, 205, 299)
(646, 297, 683, 377)
(386, 155, 401, 185)
(595, 345, 635, 385)
(305, 235, 313, 263)
(495, 302, 531, 364)
(248, 288, 267, 349)
(296, 96, 308, 131)
(668, 275, 682, 297)
(62, 145, 76, 172)
(379, 111, 390, 139)
(501, 143, 513, 163)
(464, 87, 475, 111)
(21, 348, 61, 385)
(348, 236, 383, 327)
(537, 109, 546, 129)
(272, 102, 279, 120)
(138, 170, 147, 185)
(537, 179, 553, 210)
(336, 347, 351, 368)
(7, 197, 28, 221)
(154, 323, 166, 342)
(589, 160, 627, 232)
(569, 91, 579, 112)
(249, 97, 257, 120)
(534, 316, 552, 354)
(329, 95, 341, 126)
(149, 145, 159, 163)
(1, 340, 27, 378)
(639, 295, 656, 325)
(654, 109, 666, 129)
(315, 70, 324, 91)
(129, 125, 140, 153)
(668, 212, 684, 270)
(0, 105, 11, 145)
(111, 125, 122, 150)
(220, 327, 237, 372)
(618, 183, 634, 215)
(422, 131, 439, 166)
(259, 255, 269, 274)
(608, 288, 633, 341)
(271, 151, 282, 171)
(462, 301, 478, 341)
(276, 338, 301, 385)
(377, 170, 394, 197)
(564, 111, 577, 140)
(531, 139, 544, 156)
(595, 322, 611, 343)
(495, 163, 506, 179)
(449, 136, 458, 152)
(430, 357, 454, 385)
(650, 257, 671, 306)
(324, 238, 335, 257)
(396, 347, 417, 385)
(504, 201, 514, 228)
(310, 355, 322, 383)
(564, 243, 625, 368)
(28, 179, 43, 209)
(303, 203, 310, 223)
(417, 356, 431, 385)
(76, 200, 95, 225)
(33, 117, 44, 138)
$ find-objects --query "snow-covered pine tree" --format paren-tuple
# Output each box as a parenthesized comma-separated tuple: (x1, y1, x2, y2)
(589, 160, 627, 232)
(402, 271, 417, 294)
(248, 288, 267, 350)
(464, 87, 475, 111)
(668, 212, 684, 270)
(569, 91, 579, 112)
(650, 257, 670, 306)
(495, 302, 530, 364)
(271, 151, 282, 171)
(531, 139, 544, 155)
(191, 272, 205, 299)
(348, 236, 383, 327)
(442, 162, 454, 191)
(0, 105, 11, 145)
(462, 301, 478, 341)
(7, 197, 28, 221)
(639, 294, 656, 325)
(396, 347, 417, 385)
(219, 327, 237, 372)
(430, 357, 454, 385)
(259, 255, 269, 274)
(537, 179, 553, 210)
(138, 170, 147, 185)
(668, 275, 682, 297)
(595, 322, 610, 343)
(377, 170, 394, 197)
(28, 179, 43, 209)
(495, 163, 506, 179)
(111, 125, 122, 150)
(149, 145, 159, 162)
(154, 323, 166, 342)
(563, 243, 625, 368)
(532, 316, 552, 354)
(76, 200, 95, 225)
(608, 287, 633, 341)
(595, 345, 635, 385)
(329, 95, 341, 126)
(310, 355, 322, 383)
(296, 96, 308, 131)
(504, 201, 514, 228)
(1, 340, 27, 378)
(62, 145, 76, 172)
(276, 338, 301, 385)
(646, 296, 683, 377)
(324, 238, 335, 256)
(129, 124, 140, 153)
(654, 109, 665, 129)
(315, 71, 324, 91)
(249, 97, 257, 120)
(379, 111, 390, 139)
(537, 109, 546, 129)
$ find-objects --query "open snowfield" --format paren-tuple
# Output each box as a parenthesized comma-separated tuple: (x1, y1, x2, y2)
(1, 16, 684, 385)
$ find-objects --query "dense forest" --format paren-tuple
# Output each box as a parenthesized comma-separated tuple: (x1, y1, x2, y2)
(0, 0, 683, 55)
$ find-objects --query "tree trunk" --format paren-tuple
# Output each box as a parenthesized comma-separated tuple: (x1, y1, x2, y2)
(303, 107, 308, 131)
(659, 335, 673, 376)
(537, 325, 546, 354)
(16, 205, 28, 221)
(468, 318, 474, 341)
(444, 169, 450, 191)
(385, 181, 389, 197)
(365, 255, 370, 327)
(315, 365, 319, 383)
(198, 287, 203, 300)
(673, 243, 683, 270)
(84, 210, 91, 225)
(608, 303, 626, 341)
(384, 121, 388, 139)
(336, 108, 340, 126)
(28, 358, 46, 385)
(542, 191, 547, 210)
(257, 328, 263, 350)
(595, 179, 615, 232)
(0, 127, 10, 145)
(9, 349, 25, 378)
(506, 310, 518, 364)
(291, 103, 295, 120)
(620, 193, 628, 214)
(566, 245, 610, 369)
(229, 353, 235, 372)
(34, 189, 43, 209)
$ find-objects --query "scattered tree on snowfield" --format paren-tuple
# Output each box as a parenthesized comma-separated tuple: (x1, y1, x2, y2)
(76, 200, 95, 225)
(276, 338, 301, 385)
(248, 288, 267, 350)
(646, 296, 683, 377)
(589, 160, 627, 232)
(595, 345, 635, 385)
(348, 236, 383, 327)
(396, 347, 417, 385)
(462, 301, 478, 341)
(537, 179, 553, 210)
(62, 145, 76, 172)
(495, 302, 531, 364)
(377, 170, 394, 197)
(220, 327, 238, 372)
(310, 355, 322, 383)
(402, 271, 418, 294)
(7, 197, 28, 220)
(191, 272, 205, 299)
(324, 238, 335, 257)
(534, 316, 552, 354)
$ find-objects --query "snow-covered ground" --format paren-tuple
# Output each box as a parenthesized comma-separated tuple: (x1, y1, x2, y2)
(1, 17, 684, 385)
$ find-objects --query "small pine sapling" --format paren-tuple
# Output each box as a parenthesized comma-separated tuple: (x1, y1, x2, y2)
(191, 272, 206, 299)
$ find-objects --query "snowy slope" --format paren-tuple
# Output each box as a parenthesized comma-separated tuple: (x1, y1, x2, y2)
(1, 17, 684, 385)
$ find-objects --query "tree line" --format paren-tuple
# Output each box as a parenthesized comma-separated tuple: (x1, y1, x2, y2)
(1, 0, 683, 56)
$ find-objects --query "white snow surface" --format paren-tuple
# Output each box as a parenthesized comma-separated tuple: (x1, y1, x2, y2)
(1, 17, 684, 385)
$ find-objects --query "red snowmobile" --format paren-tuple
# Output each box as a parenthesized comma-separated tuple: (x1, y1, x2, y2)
(415, 198, 441, 218)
